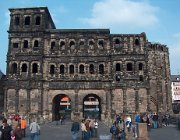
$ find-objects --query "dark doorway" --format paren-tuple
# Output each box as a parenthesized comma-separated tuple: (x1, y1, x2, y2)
(83, 94, 101, 120)
(52, 94, 71, 121)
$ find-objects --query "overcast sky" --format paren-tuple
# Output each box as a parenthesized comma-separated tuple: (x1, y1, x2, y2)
(0, 0, 180, 74)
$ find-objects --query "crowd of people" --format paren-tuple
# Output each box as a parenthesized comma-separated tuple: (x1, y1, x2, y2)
(0, 113, 40, 140)
(109, 112, 171, 140)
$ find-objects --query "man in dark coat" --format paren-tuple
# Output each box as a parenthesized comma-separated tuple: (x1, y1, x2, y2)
(0, 119, 12, 140)
(71, 120, 80, 140)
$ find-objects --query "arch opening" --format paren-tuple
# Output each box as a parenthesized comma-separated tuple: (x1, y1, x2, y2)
(83, 94, 101, 120)
(52, 94, 71, 121)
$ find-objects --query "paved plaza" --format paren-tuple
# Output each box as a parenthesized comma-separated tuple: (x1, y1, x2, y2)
(21, 120, 180, 140)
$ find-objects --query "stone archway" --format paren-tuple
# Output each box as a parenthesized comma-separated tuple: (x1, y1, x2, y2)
(83, 94, 101, 120)
(52, 94, 71, 121)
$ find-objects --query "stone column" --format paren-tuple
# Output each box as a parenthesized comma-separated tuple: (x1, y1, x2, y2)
(123, 88, 127, 113)
(15, 89, 19, 113)
(135, 88, 139, 113)
(26, 89, 30, 114)
(146, 87, 150, 112)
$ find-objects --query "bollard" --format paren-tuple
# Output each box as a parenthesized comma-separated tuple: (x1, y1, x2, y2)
(137, 123, 148, 140)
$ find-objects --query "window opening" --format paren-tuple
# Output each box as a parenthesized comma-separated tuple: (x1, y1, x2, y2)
(35, 16, 41, 25)
(34, 40, 39, 47)
(13, 43, 19, 48)
(23, 40, 28, 48)
(60, 41, 65, 47)
(99, 64, 104, 74)
(116, 63, 121, 71)
(51, 41, 56, 50)
(89, 64, 95, 74)
(21, 63, 27, 72)
(79, 64, 85, 74)
(98, 40, 104, 47)
(135, 39, 140, 46)
(50, 65, 55, 74)
(139, 63, 143, 70)
(32, 63, 38, 73)
(115, 39, 120, 45)
(60, 65, 65, 74)
(127, 63, 133, 71)
(24, 16, 30, 25)
(139, 75, 144, 82)
(69, 65, 74, 74)
(11, 63, 17, 74)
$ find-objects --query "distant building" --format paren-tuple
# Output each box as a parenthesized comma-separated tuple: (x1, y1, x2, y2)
(3, 7, 172, 121)
(171, 75, 180, 113)
(171, 75, 180, 102)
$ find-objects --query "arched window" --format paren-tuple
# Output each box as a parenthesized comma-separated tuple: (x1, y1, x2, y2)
(32, 63, 38, 73)
(98, 40, 104, 47)
(89, 40, 94, 46)
(35, 16, 41, 25)
(51, 41, 56, 50)
(135, 38, 140, 46)
(13, 43, 19, 48)
(115, 39, 120, 45)
(116, 63, 121, 71)
(89, 64, 94, 74)
(50, 65, 55, 74)
(79, 64, 84, 74)
(139, 75, 144, 82)
(60, 41, 65, 47)
(15, 17, 20, 25)
(127, 63, 133, 71)
(21, 63, 27, 72)
(60, 65, 65, 74)
(69, 65, 74, 74)
(79, 41, 84, 46)
(99, 64, 104, 74)
(11, 63, 17, 74)
(23, 40, 28, 48)
(70, 41, 75, 48)
(34, 40, 39, 47)
(24, 16, 30, 25)
(139, 63, 143, 70)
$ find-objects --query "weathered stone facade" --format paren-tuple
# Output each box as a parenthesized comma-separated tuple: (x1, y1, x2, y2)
(4, 7, 171, 121)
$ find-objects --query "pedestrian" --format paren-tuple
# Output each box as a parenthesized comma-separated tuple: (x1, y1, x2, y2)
(11, 132, 15, 140)
(71, 120, 80, 140)
(89, 118, 95, 137)
(29, 118, 40, 140)
(125, 115, 132, 132)
(0, 119, 12, 140)
(14, 124, 22, 140)
(94, 119, 98, 137)
(81, 119, 88, 140)
(152, 112, 158, 129)
(20, 117, 27, 137)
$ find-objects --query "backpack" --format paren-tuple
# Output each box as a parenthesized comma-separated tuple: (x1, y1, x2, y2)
(110, 125, 116, 134)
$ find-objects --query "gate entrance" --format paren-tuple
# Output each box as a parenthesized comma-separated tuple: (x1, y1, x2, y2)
(52, 94, 71, 121)
(83, 94, 101, 119)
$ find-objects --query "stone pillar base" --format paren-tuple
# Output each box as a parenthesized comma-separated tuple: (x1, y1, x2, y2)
(137, 123, 148, 140)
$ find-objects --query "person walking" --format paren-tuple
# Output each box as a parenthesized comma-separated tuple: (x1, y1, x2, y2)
(71, 120, 80, 140)
(94, 119, 98, 138)
(29, 118, 40, 140)
(14, 124, 22, 140)
(20, 117, 27, 137)
(0, 119, 12, 140)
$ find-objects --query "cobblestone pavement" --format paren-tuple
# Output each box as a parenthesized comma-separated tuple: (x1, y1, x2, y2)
(22, 121, 180, 140)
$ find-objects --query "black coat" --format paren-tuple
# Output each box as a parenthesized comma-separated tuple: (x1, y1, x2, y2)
(0, 125, 12, 140)
(71, 122, 80, 132)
